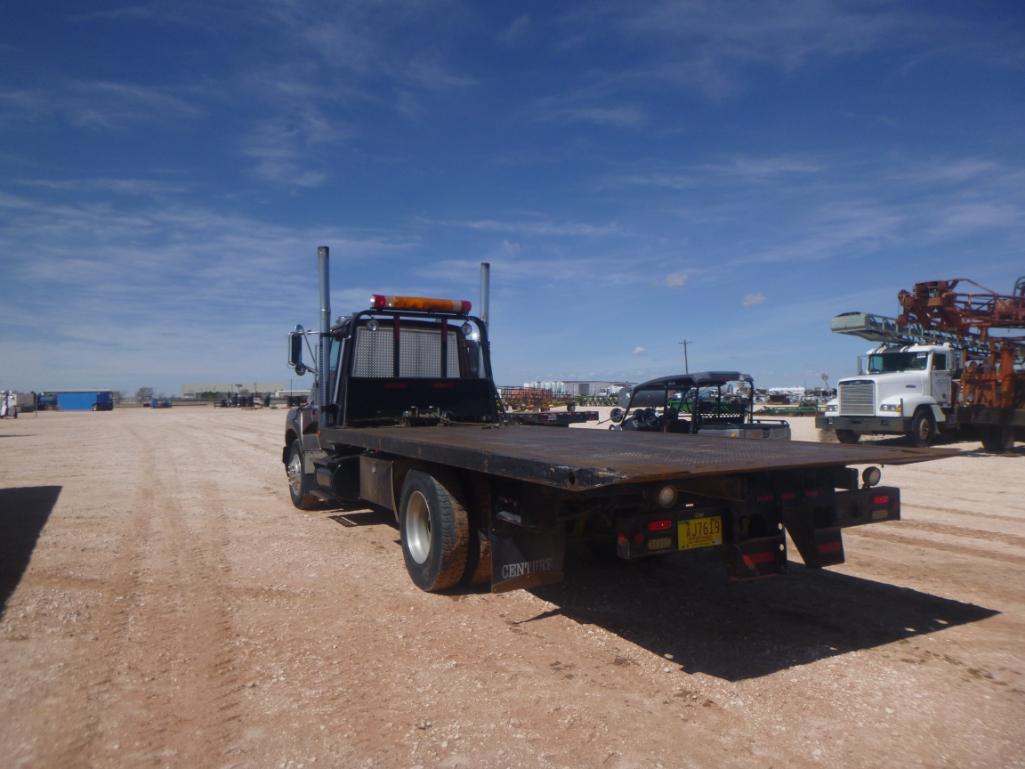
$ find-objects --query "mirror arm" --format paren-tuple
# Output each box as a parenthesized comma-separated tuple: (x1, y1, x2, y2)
(302, 332, 320, 376)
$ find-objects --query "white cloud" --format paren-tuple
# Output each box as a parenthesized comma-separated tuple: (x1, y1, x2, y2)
(632, 346, 647, 355)
(664, 272, 687, 287)
(0, 80, 202, 130)
(742, 292, 766, 307)
(240, 113, 348, 188)
(501, 15, 531, 46)
(15, 177, 188, 195)
(444, 217, 620, 238)
(533, 101, 648, 128)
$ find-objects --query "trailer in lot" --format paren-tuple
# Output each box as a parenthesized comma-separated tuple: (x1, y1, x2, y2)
(284, 247, 952, 593)
(40, 390, 115, 411)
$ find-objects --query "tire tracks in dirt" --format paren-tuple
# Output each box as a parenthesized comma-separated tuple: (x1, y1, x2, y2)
(40, 421, 153, 769)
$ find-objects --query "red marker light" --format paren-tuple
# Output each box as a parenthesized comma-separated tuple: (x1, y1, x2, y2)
(646, 519, 673, 532)
(781, 491, 797, 502)
(633, 532, 645, 546)
(616, 533, 628, 545)
(805, 490, 819, 498)
(756, 493, 774, 503)
(818, 541, 842, 554)
(872, 494, 890, 505)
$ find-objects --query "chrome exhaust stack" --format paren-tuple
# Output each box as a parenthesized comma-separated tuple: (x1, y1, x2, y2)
(480, 261, 490, 329)
(317, 245, 331, 410)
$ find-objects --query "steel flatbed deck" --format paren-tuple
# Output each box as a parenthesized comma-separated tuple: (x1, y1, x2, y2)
(322, 424, 954, 490)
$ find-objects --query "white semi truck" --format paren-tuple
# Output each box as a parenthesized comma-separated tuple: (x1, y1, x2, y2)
(817, 313, 959, 445)
(817, 308, 1024, 449)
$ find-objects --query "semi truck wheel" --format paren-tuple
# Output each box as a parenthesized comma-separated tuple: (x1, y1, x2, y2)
(399, 470, 469, 592)
(981, 425, 1014, 453)
(909, 409, 935, 447)
(835, 429, 860, 444)
(286, 439, 319, 510)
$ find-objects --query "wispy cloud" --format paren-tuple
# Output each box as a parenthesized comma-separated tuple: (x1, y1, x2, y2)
(664, 273, 687, 287)
(534, 102, 648, 128)
(439, 216, 620, 238)
(240, 112, 348, 188)
(559, 0, 946, 100)
(14, 177, 188, 195)
(742, 292, 766, 307)
(500, 14, 531, 46)
(0, 80, 202, 130)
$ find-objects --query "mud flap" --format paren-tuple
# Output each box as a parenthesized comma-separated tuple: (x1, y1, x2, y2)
(725, 536, 787, 579)
(784, 507, 845, 568)
(489, 520, 565, 593)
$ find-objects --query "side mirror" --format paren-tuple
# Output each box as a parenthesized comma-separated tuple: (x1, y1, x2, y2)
(610, 407, 625, 424)
(289, 327, 307, 376)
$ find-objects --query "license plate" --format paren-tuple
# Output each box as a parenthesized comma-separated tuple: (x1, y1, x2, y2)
(678, 516, 723, 551)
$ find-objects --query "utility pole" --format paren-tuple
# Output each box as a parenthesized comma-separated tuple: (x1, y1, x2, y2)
(678, 340, 691, 374)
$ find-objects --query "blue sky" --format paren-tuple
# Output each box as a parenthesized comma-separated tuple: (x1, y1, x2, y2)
(1, 1, 1023, 395)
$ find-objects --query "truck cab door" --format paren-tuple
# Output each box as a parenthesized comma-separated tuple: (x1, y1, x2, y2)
(930, 352, 952, 406)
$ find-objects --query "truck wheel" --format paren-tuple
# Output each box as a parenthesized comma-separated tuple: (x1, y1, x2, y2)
(835, 429, 860, 444)
(981, 426, 1014, 453)
(286, 439, 319, 510)
(399, 470, 469, 592)
(909, 409, 935, 447)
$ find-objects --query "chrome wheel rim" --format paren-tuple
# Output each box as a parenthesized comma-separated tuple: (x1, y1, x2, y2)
(404, 490, 431, 564)
(287, 451, 303, 497)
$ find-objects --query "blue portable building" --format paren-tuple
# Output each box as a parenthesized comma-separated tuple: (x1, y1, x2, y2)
(50, 391, 115, 411)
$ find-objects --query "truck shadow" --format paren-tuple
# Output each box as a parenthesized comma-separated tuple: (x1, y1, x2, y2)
(960, 446, 1025, 458)
(529, 552, 998, 682)
(0, 486, 61, 619)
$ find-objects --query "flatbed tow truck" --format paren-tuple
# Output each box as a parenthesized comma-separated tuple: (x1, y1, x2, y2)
(284, 247, 952, 593)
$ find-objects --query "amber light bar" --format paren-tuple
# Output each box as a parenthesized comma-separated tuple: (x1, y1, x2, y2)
(371, 294, 472, 314)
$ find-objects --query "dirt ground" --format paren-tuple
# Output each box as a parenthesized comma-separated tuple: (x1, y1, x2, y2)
(1, 409, 1023, 769)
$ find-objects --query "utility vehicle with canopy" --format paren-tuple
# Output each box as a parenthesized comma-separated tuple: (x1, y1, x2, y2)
(609, 372, 791, 439)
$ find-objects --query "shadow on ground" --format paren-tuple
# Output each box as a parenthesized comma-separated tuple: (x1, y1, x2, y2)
(317, 502, 998, 681)
(527, 551, 998, 681)
(0, 485, 61, 618)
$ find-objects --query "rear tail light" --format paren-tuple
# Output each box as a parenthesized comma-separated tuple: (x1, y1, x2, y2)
(781, 491, 797, 502)
(743, 551, 776, 566)
(756, 493, 774, 503)
(872, 494, 890, 505)
(805, 490, 819, 498)
(647, 519, 672, 532)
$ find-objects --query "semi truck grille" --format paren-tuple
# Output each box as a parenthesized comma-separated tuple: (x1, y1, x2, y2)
(839, 381, 875, 416)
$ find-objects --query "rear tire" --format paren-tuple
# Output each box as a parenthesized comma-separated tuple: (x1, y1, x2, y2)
(909, 409, 935, 447)
(981, 425, 1014, 453)
(835, 429, 860, 444)
(286, 439, 319, 510)
(399, 470, 469, 592)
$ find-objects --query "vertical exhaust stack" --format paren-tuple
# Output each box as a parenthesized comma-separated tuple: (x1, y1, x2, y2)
(317, 245, 331, 410)
(480, 261, 490, 329)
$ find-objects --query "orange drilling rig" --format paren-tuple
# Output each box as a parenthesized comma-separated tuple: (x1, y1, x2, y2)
(897, 277, 1025, 450)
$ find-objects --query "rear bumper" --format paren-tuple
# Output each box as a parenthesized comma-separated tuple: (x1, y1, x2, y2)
(815, 415, 911, 434)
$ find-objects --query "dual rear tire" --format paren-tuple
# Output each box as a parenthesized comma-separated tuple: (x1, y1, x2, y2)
(399, 469, 490, 592)
(980, 425, 1014, 453)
